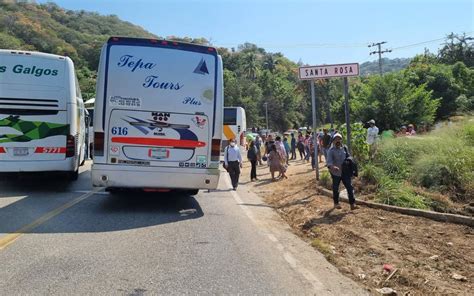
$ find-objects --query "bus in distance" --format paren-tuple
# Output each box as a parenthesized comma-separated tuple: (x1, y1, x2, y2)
(222, 106, 246, 149)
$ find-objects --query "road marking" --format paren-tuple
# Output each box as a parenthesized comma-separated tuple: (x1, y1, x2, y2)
(0, 195, 27, 209)
(224, 176, 325, 292)
(0, 188, 102, 251)
(74, 190, 109, 195)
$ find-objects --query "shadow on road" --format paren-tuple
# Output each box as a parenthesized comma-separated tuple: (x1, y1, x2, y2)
(0, 171, 90, 196)
(0, 186, 204, 234)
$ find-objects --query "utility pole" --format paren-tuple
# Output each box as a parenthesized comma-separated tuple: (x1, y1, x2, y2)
(368, 41, 392, 75)
(310, 81, 319, 180)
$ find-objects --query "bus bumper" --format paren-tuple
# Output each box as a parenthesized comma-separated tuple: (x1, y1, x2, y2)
(91, 164, 220, 190)
(0, 159, 75, 172)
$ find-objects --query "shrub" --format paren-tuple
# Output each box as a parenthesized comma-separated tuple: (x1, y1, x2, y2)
(463, 122, 474, 145)
(375, 142, 413, 180)
(413, 157, 459, 190)
(337, 122, 369, 162)
(375, 176, 428, 209)
(319, 170, 332, 190)
(359, 163, 384, 184)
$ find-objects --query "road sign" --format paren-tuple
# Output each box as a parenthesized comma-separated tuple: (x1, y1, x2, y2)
(298, 63, 359, 80)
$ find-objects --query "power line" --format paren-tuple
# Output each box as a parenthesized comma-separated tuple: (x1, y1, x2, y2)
(216, 43, 368, 49)
(391, 31, 473, 51)
(368, 41, 392, 75)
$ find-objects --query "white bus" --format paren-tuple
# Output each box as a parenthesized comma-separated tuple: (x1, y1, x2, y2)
(223, 106, 246, 148)
(0, 50, 86, 180)
(92, 37, 223, 194)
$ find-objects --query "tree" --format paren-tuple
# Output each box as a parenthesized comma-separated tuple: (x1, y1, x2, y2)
(350, 73, 439, 130)
(438, 33, 474, 67)
(262, 54, 278, 73)
(242, 52, 260, 80)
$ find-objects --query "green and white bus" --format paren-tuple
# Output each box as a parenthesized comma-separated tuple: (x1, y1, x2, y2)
(0, 50, 86, 180)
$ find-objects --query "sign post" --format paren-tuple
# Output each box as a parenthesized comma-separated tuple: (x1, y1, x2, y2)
(343, 77, 351, 152)
(298, 62, 359, 183)
(310, 80, 319, 180)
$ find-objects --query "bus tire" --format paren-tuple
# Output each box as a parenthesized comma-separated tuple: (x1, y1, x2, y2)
(187, 189, 199, 196)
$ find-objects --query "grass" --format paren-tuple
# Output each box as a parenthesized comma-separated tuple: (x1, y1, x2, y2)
(361, 116, 474, 210)
(319, 170, 332, 190)
(311, 238, 333, 259)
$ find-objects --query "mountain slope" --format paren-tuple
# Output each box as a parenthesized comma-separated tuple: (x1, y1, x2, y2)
(360, 57, 411, 76)
(0, 1, 161, 98)
(0, 1, 157, 71)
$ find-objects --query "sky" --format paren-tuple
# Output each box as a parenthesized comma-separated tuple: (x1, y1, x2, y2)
(37, 0, 473, 65)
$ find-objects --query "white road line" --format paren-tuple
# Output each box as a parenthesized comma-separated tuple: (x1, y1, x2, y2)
(224, 176, 325, 292)
(74, 190, 109, 195)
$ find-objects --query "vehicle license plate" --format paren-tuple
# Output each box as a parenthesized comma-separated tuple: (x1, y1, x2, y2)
(148, 148, 169, 159)
(13, 147, 29, 156)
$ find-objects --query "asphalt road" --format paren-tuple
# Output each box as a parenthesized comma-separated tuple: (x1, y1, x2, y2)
(0, 161, 366, 295)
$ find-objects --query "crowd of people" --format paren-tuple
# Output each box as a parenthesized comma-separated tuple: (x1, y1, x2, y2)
(224, 119, 419, 210)
(224, 128, 346, 188)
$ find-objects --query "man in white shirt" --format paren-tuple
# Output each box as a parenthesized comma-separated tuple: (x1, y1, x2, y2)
(224, 139, 243, 190)
(366, 119, 379, 160)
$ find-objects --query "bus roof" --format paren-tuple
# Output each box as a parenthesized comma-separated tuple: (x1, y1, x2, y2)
(107, 37, 218, 55)
(0, 49, 68, 61)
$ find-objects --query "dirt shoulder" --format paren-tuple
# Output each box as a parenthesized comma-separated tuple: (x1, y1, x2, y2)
(239, 157, 473, 295)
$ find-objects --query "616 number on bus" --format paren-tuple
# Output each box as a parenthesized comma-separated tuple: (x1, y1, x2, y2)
(111, 127, 128, 135)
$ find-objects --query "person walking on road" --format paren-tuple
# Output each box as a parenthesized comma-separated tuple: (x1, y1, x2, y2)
(297, 132, 305, 160)
(326, 133, 357, 210)
(290, 133, 296, 160)
(366, 119, 379, 160)
(283, 136, 290, 165)
(247, 140, 259, 181)
(265, 134, 274, 155)
(268, 144, 288, 181)
(255, 135, 263, 165)
(322, 128, 331, 162)
(224, 139, 243, 190)
(304, 133, 311, 162)
(275, 136, 287, 164)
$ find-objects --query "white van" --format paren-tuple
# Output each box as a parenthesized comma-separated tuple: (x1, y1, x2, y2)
(92, 37, 223, 194)
(0, 50, 86, 180)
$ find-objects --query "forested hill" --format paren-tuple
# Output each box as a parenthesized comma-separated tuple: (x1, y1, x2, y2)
(360, 58, 411, 76)
(1, 1, 472, 131)
(0, 1, 158, 69)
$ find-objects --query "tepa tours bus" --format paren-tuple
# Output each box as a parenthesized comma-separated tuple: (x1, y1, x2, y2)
(222, 106, 246, 149)
(92, 37, 223, 194)
(0, 50, 86, 180)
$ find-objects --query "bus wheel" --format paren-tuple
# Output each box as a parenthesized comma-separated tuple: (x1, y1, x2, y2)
(187, 189, 199, 196)
(68, 169, 79, 181)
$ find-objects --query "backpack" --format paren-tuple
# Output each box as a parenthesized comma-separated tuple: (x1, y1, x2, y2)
(247, 146, 257, 160)
(342, 146, 358, 177)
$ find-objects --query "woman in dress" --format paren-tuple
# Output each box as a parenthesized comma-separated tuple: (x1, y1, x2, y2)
(268, 144, 288, 181)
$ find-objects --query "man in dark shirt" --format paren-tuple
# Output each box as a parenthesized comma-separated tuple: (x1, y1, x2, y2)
(326, 133, 357, 210)
(322, 128, 332, 162)
(290, 133, 296, 160)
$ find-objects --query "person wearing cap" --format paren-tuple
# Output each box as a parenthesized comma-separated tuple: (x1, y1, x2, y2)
(398, 126, 407, 137)
(406, 124, 416, 136)
(366, 119, 379, 160)
(224, 138, 243, 190)
(326, 133, 357, 210)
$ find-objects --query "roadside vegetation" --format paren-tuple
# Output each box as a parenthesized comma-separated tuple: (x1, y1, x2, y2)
(342, 116, 474, 214)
